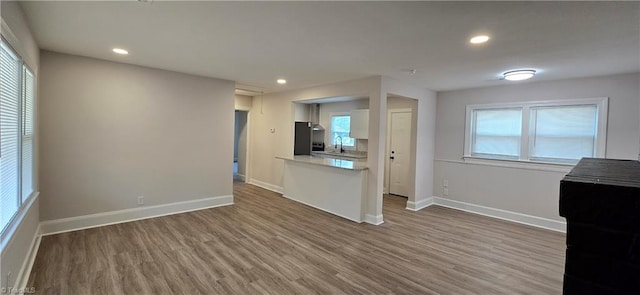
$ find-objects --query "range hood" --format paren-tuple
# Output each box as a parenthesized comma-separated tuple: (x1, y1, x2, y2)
(310, 104, 324, 131)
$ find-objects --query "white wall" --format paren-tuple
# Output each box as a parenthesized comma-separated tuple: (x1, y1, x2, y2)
(382, 77, 437, 210)
(247, 76, 386, 221)
(38, 51, 235, 221)
(434, 73, 640, 222)
(248, 77, 380, 190)
(235, 94, 252, 110)
(0, 1, 41, 290)
(247, 76, 437, 223)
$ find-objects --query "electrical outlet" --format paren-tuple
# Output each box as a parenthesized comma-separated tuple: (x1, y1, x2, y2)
(443, 179, 449, 187)
(137, 196, 144, 206)
(443, 188, 449, 196)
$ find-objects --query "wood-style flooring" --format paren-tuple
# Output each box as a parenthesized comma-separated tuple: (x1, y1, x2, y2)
(28, 182, 566, 294)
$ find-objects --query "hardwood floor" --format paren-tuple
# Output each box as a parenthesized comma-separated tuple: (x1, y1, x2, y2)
(28, 182, 566, 294)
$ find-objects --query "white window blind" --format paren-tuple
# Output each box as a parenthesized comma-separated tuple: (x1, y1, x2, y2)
(465, 98, 607, 165)
(22, 67, 34, 199)
(529, 105, 598, 163)
(471, 108, 522, 159)
(1, 41, 21, 231)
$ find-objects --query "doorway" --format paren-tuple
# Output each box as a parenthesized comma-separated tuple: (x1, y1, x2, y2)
(387, 109, 412, 197)
(234, 110, 249, 182)
(384, 94, 417, 201)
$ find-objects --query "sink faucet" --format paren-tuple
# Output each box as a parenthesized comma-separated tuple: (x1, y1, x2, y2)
(335, 136, 345, 153)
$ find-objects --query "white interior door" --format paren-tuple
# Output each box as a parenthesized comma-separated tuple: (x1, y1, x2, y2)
(389, 111, 411, 197)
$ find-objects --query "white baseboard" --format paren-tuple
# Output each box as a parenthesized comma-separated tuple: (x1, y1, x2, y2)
(406, 197, 434, 211)
(434, 197, 566, 233)
(248, 178, 283, 194)
(17, 224, 41, 291)
(40, 195, 234, 235)
(364, 214, 384, 225)
(236, 173, 246, 182)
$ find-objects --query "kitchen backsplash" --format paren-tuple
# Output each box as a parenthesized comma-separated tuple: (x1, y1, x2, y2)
(356, 139, 368, 152)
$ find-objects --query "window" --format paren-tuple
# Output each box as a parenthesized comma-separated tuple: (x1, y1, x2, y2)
(528, 105, 598, 163)
(465, 98, 607, 165)
(471, 108, 522, 159)
(331, 114, 355, 147)
(1, 39, 36, 233)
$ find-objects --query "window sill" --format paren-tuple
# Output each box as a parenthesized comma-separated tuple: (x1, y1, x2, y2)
(1, 191, 40, 251)
(460, 156, 574, 173)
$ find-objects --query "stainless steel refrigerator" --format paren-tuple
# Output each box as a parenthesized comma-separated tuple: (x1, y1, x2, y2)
(294, 121, 312, 155)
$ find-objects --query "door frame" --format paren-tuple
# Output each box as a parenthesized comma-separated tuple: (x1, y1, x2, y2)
(234, 107, 251, 183)
(384, 108, 412, 195)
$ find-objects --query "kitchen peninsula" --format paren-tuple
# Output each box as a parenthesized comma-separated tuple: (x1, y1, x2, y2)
(276, 155, 368, 222)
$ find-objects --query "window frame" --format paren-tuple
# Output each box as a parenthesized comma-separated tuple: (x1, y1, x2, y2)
(21, 64, 35, 202)
(330, 112, 356, 149)
(0, 36, 37, 236)
(464, 97, 608, 166)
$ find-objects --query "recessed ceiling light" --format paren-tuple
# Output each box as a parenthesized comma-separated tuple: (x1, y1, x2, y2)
(112, 48, 129, 55)
(276, 79, 287, 85)
(470, 35, 490, 44)
(503, 70, 536, 81)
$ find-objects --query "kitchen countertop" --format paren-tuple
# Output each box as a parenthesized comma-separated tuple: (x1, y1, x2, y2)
(277, 155, 368, 171)
(311, 151, 368, 159)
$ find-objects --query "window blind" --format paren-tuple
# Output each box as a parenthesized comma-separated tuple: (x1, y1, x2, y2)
(529, 105, 597, 163)
(471, 108, 522, 158)
(0, 41, 21, 231)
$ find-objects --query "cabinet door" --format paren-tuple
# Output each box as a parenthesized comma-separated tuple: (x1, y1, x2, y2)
(350, 109, 369, 139)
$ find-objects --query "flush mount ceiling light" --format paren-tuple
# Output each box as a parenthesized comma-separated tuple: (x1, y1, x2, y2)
(112, 48, 129, 55)
(469, 35, 490, 44)
(276, 79, 287, 85)
(503, 69, 536, 81)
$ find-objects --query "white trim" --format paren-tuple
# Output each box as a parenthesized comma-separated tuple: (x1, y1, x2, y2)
(406, 197, 434, 211)
(460, 157, 573, 173)
(0, 17, 36, 71)
(0, 192, 39, 291)
(247, 178, 283, 194)
(282, 194, 363, 223)
(436, 158, 571, 173)
(464, 97, 609, 164)
(234, 105, 251, 112)
(17, 224, 41, 292)
(40, 195, 234, 235)
(1, 192, 39, 251)
(236, 173, 246, 182)
(433, 197, 566, 232)
(363, 214, 384, 225)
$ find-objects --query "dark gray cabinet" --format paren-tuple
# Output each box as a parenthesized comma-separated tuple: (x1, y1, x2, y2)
(560, 158, 640, 294)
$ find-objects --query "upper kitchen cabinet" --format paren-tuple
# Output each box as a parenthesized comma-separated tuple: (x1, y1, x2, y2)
(350, 109, 369, 139)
